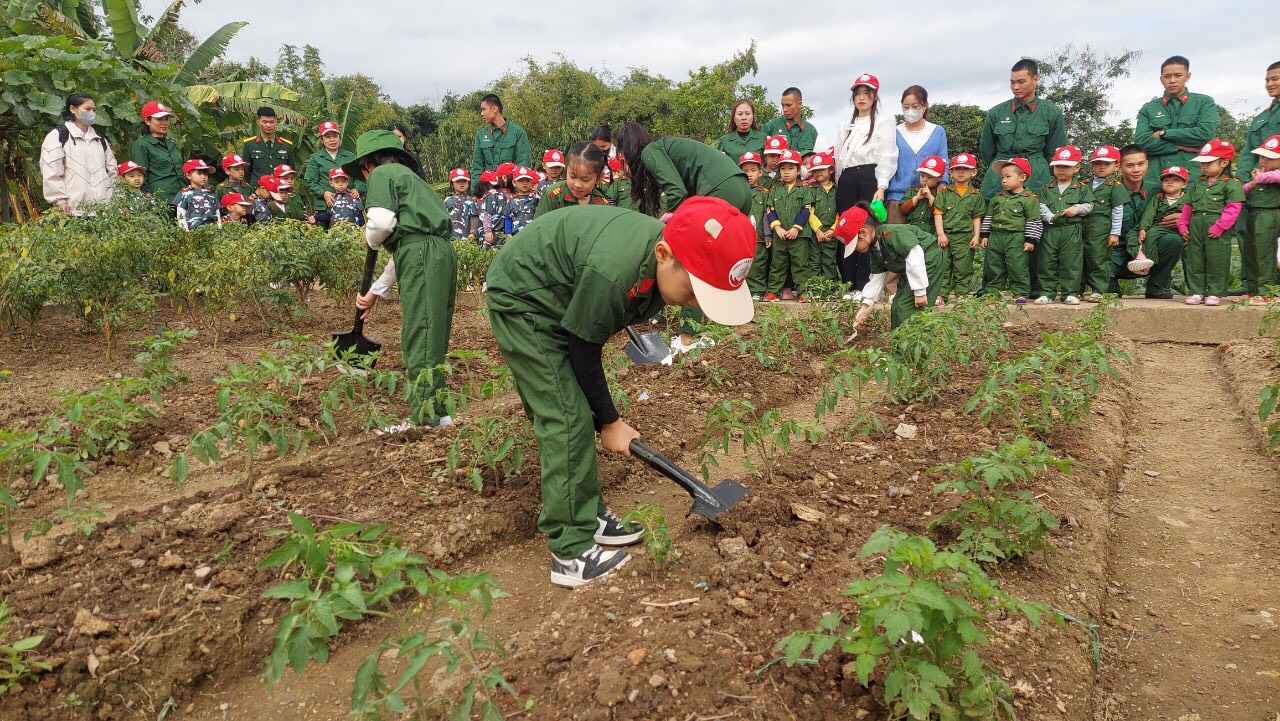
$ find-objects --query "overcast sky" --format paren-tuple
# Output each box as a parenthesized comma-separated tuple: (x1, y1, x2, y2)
(173, 0, 1275, 152)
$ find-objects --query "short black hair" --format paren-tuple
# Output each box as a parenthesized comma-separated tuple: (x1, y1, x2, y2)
(1011, 59, 1039, 76)
(1119, 143, 1147, 160)
(62, 92, 94, 121)
(1161, 55, 1191, 71)
(480, 94, 503, 113)
(782, 87, 802, 101)
(256, 106, 276, 118)
(1267, 60, 1280, 72)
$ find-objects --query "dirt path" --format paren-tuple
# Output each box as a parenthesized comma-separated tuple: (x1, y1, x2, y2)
(1100, 343, 1279, 721)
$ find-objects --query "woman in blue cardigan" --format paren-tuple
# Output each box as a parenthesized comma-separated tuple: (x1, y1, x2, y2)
(886, 85, 949, 223)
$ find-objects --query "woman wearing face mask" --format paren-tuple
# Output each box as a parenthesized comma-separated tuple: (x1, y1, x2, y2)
(40, 93, 118, 215)
(886, 86, 949, 224)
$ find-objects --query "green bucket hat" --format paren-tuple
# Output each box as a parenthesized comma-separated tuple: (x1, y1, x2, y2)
(343, 129, 421, 179)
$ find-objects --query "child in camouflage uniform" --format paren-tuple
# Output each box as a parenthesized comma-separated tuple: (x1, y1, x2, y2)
(444, 168, 479, 240)
(480, 169, 510, 247)
(538, 149, 565, 198)
(326, 167, 364, 226)
(504, 166, 540, 236)
(174, 159, 219, 230)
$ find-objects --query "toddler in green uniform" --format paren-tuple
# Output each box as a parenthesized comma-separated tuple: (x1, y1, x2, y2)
(805, 152, 840, 287)
(1134, 166, 1189, 284)
(1083, 146, 1127, 300)
(738, 151, 773, 298)
(932, 153, 986, 302)
(538, 149, 565, 198)
(836, 203, 946, 329)
(761, 135, 788, 190)
(215, 154, 252, 204)
(980, 157, 1044, 303)
(764, 149, 813, 301)
(899, 155, 943, 238)
(1034, 146, 1094, 305)
(1241, 135, 1280, 302)
(535, 143, 612, 218)
(1178, 140, 1245, 306)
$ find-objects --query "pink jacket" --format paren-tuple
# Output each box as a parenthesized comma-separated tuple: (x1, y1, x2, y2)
(1177, 176, 1243, 238)
(1243, 169, 1280, 193)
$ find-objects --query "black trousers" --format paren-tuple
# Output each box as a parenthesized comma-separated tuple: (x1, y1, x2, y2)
(836, 165, 877, 288)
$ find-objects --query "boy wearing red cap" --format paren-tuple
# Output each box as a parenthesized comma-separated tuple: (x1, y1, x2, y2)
(1241, 135, 1280, 300)
(219, 193, 253, 225)
(1178, 140, 1245, 305)
(444, 168, 480, 240)
(539, 149, 566, 197)
(480, 167, 512, 247)
(980, 158, 1044, 302)
(503, 166, 540, 236)
(738, 151, 773, 298)
(214, 154, 251, 204)
(760, 135, 789, 190)
(174, 159, 219, 230)
(835, 203, 945, 329)
(932, 153, 986, 300)
(1034, 146, 1094, 304)
(1083, 146, 1129, 300)
(805, 152, 840, 285)
(1135, 166, 1190, 286)
(485, 199, 757, 587)
(326, 168, 364, 226)
(303, 121, 363, 216)
(764, 149, 813, 301)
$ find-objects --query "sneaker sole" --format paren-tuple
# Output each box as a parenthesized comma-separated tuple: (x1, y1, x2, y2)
(594, 529, 644, 546)
(550, 553, 631, 589)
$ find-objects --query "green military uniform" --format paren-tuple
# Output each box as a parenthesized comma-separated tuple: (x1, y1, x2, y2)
(1243, 174, 1280, 294)
(806, 182, 839, 284)
(1084, 176, 1127, 294)
(469, 120, 532, 193)
(241, 135, 295, 186)
(866, 224, 945, 328)
(761, 117, 818, 155)
(746, 185, 771, 295)
(642, 137, 751, 214)
(933, 185, 986, 298)
(1136, 191, 1186, 286)
(715, 130, 767, 159)
(982, 190, 1040, 297)
(766, 182, 812, 295)
(978, 97, 1067, 198)
(1035, 180, 1094, 298)
(535, 181, 611, 219)
(1235, 99, 1280, 283)
(899, 186, 938, 237)
(1134, 92, 1218, 190)
(301, 148, 365, 212)
(214, 179, 252, 204)
(486, 207, 667, 559)
(1108, 183, 1165, 295)
(1183, 174, 1246, 298)
(128, 135, 183, 205)
(363, 161, 457, 426)
(604, 177, 639, 211)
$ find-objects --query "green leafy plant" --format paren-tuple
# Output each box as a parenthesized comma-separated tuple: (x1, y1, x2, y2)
(319, 350, 408, 434)
(0, 426, 90, 549)
(700, 400, 821, 482)
(1259, 382, 1280, 452)
(453, 240, 497, 292)
(410, 352, 515, 427)
(52, 381, 158, 460)
(815, 348, 886, 437)
(445, 414, 535, 492)
(623, 503, 678, 570)
(776, 526, 1059, 721)
(0, 600, 49, 693)
(928, 438, 1071, 564)
(53, 501, 111, 538)
(131, 329, 197, 393)
(731, 304, 796, 373)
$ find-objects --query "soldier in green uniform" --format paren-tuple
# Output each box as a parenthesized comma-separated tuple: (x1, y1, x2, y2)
(836, 204, 945, 329)
(1134, 56, 1218, 191)
(1108, 145, 1182, 298)
(762, 88, 818, 155)
(932, 153, 986, 300)
(1242, 135, 1280, 298)
(1233, 63, 1280, 297)
(302, 121, 364, 215)
(128, 101, 183, 205)
(347, 130, 456, 429)
(978, 60, 1067, 200)
(979, 158, 1044, 301)
(805, 152, 840, 285)
(1083, 147, 1128, 299)
(485, 198, 756, 587)
(1034, 146, 1095, 304)
(1178, 141, 1246, 305)
(715, 99, 767, 159)
(242, 107, 295, 186)
(764, 150, 813, 300)
(469, 94, 532, 194)
(214, 154, 252, 204)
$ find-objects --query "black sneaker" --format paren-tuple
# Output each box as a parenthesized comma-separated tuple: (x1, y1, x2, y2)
(550, 544, 630, 588)
(595, 508, 644, 545)
(1144, 292, 1173, 299)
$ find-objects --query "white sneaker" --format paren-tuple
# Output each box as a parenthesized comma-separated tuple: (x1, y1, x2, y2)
(374, 415, 452, 436)
(551, 544, 631, 588)
(1033, 296, 1052, 304)
(1063, 295, 1080, 305)
(670, 336, 714, 355)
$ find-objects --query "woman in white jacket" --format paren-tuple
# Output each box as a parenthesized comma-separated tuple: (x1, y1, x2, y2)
(40, 93, 118, 215)
(834, 74, 898, 290)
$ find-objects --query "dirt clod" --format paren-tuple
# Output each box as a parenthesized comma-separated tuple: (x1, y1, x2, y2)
(19, 537, 62, 570)
(73, 609, 111, 637)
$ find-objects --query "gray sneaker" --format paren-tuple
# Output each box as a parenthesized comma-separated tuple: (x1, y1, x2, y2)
(550, 544, 630, 588)
(595, 508, 644, 545)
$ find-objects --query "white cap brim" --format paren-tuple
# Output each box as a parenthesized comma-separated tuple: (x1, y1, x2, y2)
(1049, 160, 1079, 166)
(544, 161, 565, 168)
(1252, 148, 1280, 159)
(810, 164, 833, 171)
(1190, 154, 1219, 163)
(916, 168, 941, 177)
(951, 163, 976, 170)
(842, 238, 860, 258)
(688, 274, 754, 326)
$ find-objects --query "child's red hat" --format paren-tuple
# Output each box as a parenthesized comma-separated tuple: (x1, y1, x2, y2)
(273, 164, 296, 178)
(738, 151, 763, 167)
(777, 149, 803, 166)
(1049, 146, 1084, 166)
(542, 149, 565, 168)
(220, 193, 253, 209)
(514, 166, 536, 181)
(496, 162, 517, 177)
(833, 206, 869, 258)
(449, 168, 470, 183)
(329, 167, 349, 180)
(1252, 135, 1280, 160)
(221, 154, 249, 171)
(182, 159, 211, 174)
(992, 157, 1032, 178)
(951, 153, 977, 169)
(662, 197, 756, 326)
(1090, 146, 1120, 163)
(117, 160, 145, 176)
(1191, 140, 1235, 163)
(808, 153, 834, 171)
(916, 155, 946, 177)
(1160, 166, 1190, 182)
(480, 170, 498, 184)
(763, 135, 789, 155)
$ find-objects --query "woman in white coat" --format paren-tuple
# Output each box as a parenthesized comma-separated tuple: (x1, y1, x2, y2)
(834, 74, 898, 291)
(40, 93, 118, 215)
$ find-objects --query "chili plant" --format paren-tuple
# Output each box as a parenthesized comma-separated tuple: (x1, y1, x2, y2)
(446, 413, 535, 492)
(700, 400, 821, 482)
(623, 503, 678, 570)
(0, 600, 49, 693)
(815, 348, 887, 438)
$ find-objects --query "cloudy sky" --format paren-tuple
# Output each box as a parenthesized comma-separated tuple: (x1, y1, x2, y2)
(175, 0, 1275, 151)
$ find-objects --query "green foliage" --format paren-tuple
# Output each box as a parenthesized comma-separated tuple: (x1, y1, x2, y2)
(1259, 382, 1280, 452)
(700, 399, 821, 482)
(928, 103, 987, 185)
(815, 348, 886, 438)
(730, 303, 796, 373)
(318, 351, 407, 434)
(453, 240, 496, 291)
(132, 329, 197, 393)
(1035, 44, 1142, 153)
(0, 600, 49, 693)
(410, 351, 514, 428)
(623, 503, 678, 570)
(52, 500, 110, 537)
(883, 311, 956, 405)
(51, 380, 158, 459)
(776, 526, 1059, 721)
(928, 438, 1071, 564)
(445, 413, 534, 492)
(0, 424, 89, 548)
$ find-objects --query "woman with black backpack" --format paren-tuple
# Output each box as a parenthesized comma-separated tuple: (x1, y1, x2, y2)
(40, 93, 118, 215)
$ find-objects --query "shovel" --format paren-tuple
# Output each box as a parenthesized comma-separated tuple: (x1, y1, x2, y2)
(629, 440, 748, 524)
(623, 325, 670, 366)
(331, 247, 383, 364)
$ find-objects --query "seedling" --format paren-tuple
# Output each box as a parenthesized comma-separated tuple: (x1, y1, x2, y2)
(700, 400, 821, 482)
(0, 600, 49, 693)
(623, 503, 678, 570)
(815, 348, 886, 437)
(445, 413, 534, 492)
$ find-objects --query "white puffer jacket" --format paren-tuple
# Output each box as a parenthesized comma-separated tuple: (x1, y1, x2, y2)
(40, 121, 119, 215)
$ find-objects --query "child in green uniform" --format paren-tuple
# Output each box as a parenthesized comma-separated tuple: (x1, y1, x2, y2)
(764, 150, 813, 301)
(604, 157, 638, 211)
(1178, 140, 1245, 305)
(899, 155, 944, 238)
(215, 154, 252, 204)
(1241, 135, 1280, 301)
(1135, 166, 1190, 285)
(932, 153, 986, 301)
(1083, 146, 1127, 300)
(535, 143, 612, 218)
(980, 158, 1044, 303)
(836, 203, 945, 329)
(538, 149, 565, 199)
(805, 152, 840, 287)
(486, 198, 757, 587)
(761, 135, 788, 190)
(1034, 146, 1094, 305)
(348, 130, 457, 429)
(738, 151, 772, 298)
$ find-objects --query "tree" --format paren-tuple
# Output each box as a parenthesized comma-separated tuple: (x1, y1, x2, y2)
(1035, 44, 1142, 152)
(929, 102, 988, 183)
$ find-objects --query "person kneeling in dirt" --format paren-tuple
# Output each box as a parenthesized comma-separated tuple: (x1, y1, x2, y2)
(839, 201, 945, 329)
(485, 198, 757, 588)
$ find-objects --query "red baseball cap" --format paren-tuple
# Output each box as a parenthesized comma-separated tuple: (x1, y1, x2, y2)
(480, 170, 497, 184)
(739, 151, 763, 167)
(1192, 140, 1235, 163)
(833, 206, 869, 258)
(851, 73, 879, 92)
(763, 135, 790, 155)
(273, 164, 296, 178)
(514, 165, 536, 181)
(777, 149, 803, 166)
(220, 192, 253, 209)
(496, 162, 517, 177)
(1049, 145, 1084, 166)
(449, 168, 470, 183)
(808, 153, 834, 171)
(608, 157, 623, 172)
(329, 167, 349, 180)
(993, 157, 1032, 178)
(542, 149, 565, 168)
(662, 197, 756, 326)
(117, 160, 145, 176)
(183, 159, 211, 174)
(221, 154, 248, 171)
(258, 176, 282, 192)
(1252, 134, 1280, 159)
(1091, 146, 1120, 163)
(951, 153, 977, 170)
(1160, 166, 1190, 182)
(916, 155, 946, 177)
(317, 121, 340, 137)
(141, 101, 174, 120)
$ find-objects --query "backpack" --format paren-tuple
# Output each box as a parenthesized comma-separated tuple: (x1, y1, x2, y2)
(54, 124, 109, 152)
